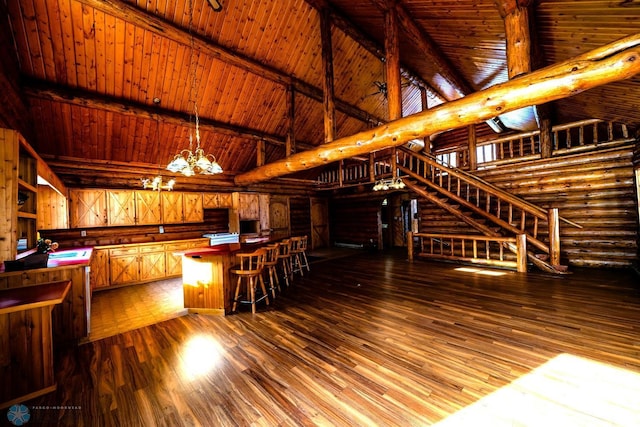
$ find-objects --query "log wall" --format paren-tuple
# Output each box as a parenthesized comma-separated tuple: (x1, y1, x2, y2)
(330, 195, 384, 248)
(418, 145, 638, 268)
(289, 197, 312, 238)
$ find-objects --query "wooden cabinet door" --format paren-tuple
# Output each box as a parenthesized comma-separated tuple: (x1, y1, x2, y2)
(161, 192, 183, 223)
(203, 193, 219, 208)
(69, 189, 108, 228)
(238, 193, 259, 219)
(217, 193, 233, 208)
(90, 249, 110, 291)
(136, 191, 162, 224)
(107, 190, 136, 226)
(139, 251, 166, 281)
(164, 242, 189, 277)
(109, 254, 140, 286)
(183, 193, 204, 223)
(311, 197, 330, 249)
(269, 195, 290, 240)
(259, 194, 270, 235)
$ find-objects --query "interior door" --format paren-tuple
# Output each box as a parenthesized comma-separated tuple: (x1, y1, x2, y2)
(269, 196, 290, 240)
(310, 197, 330, 250)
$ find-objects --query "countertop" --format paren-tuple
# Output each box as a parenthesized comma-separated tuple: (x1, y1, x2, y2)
(0, 247, 93, 274)
(0, 280, 71, 315)
(177, 239, 272, 258)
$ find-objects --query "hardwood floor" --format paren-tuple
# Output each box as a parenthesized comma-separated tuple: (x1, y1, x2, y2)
(25, 250, 640, 426)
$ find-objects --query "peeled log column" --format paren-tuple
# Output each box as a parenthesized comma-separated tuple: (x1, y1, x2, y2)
(235, 34, 640, 186)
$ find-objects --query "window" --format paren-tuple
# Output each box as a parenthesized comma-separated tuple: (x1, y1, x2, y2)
(477, 144, 496, 163)
(436, 152, 457, 168)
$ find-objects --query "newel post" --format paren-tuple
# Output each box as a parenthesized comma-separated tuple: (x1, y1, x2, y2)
(516, 234, 527, 273)
(407, 231, 414, 262)
(548, 208, 561, 267)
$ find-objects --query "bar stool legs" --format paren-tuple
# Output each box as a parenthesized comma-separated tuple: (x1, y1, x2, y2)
(231, 248, 269, 314)
(277, 239, 293, 287)
(263, 243, 280, 299)
(291, 236, 310, 276)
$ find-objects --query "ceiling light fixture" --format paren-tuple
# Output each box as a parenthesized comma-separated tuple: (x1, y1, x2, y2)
(373, 176, 405, 191)
(142, 176, 175, 192)
(167, 0, 223, 177)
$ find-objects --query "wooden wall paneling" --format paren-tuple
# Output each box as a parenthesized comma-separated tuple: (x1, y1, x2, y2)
(37, 185, 69, 230)
(0, 129, 19, 262)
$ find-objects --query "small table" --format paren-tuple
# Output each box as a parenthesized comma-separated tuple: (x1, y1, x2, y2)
(0, 280, 71, 409)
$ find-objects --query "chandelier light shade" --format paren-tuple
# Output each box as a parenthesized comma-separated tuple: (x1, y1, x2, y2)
(166, 0, 223, 177)
(373, 177, 406, 191)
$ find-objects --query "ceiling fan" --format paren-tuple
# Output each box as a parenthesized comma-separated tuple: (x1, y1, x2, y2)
(361, 80, 410, 101)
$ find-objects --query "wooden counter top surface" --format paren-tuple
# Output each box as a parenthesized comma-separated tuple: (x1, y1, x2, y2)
(0, 248, 93, 275)
(0, 280, 71, 315)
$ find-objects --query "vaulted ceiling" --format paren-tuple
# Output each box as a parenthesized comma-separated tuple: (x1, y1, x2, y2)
(3, 0, 640, 182)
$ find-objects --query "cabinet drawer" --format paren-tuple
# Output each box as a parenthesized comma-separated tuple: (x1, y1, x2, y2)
(109, 247, 139, 257)
(164, 242, 190, 251)
(139, 243, 166, 253)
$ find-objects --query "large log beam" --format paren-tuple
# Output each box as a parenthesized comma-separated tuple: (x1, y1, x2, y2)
(235, 34, 640, 186)
(76, 0, 384, 126)
(321, 8, 337, 143)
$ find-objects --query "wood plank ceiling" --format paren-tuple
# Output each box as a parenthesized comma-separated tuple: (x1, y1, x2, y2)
(3, 0, 640, 180)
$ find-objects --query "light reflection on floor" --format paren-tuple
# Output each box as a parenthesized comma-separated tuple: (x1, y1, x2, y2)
(434, 353, 640, 426)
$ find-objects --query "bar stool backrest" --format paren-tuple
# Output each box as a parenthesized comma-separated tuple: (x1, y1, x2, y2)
(264, 243, 279, 265)
(299, 235, 308, 251)
(290, 236, 302, 253)
(233, 248, 266, 274)
(278, 239, 291, 258)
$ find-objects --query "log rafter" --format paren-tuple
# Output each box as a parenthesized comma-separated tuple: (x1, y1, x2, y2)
(23, 80, 319, 151)
(235, 34, 640, 186)
(75, 0, 384, 126)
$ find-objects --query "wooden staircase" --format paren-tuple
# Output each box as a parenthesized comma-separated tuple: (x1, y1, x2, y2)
(396, 147, 580, 273)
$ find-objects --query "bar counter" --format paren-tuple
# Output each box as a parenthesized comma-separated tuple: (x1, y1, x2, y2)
(178, 243, 262, 315)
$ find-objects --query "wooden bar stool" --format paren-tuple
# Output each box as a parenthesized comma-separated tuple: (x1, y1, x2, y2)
(291, 236, 310, 276)
(262, 243, 280, 298)
(231, 248, 269, 314)
(277, 239, 293, 287)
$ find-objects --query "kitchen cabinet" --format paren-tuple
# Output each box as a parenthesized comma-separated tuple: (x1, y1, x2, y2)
(135, 190, 162, 224)
(90, 248, 110, 291)
(107, 190, 136, 226)
(203, 192, 233, 208)
(237, 192, 260, 220)
(183, 193, 204, 223)
(69, 189, 108, 228)
(259, 194, 270, 235)
(0, 129, 39, 261)
(92, 238, 209, 290)
(161, 192, 183, 223)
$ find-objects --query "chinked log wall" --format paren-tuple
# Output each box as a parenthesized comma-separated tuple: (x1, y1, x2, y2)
(330, 195, 384, 248)
(418, 145, 638, 268)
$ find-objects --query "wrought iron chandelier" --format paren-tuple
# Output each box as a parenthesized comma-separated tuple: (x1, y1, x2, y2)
(166, 0, 223, 177)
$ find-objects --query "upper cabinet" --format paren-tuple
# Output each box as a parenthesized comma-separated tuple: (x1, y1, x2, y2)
(237, 192, 260, 220)
(203, 192, 233, 209)
(70, 189, 203, 228)
(0, 128, 39, 261)
(69, 189, 108, 228)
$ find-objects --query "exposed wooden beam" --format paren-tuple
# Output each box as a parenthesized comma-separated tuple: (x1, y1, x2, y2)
(22, 81, 320, 150)
(286, 85, 296, 156)
(76, 0, 383, 127)
(321, 8, 337, 143)
(385, 6, 402, 121)
(234, 34, 640, 185)
(303, 0, 442, 100)
(374, 0, 475, 99)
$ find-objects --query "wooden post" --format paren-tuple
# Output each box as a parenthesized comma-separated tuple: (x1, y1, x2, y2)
(321, 8, 336, 144)
(385, 6, 402, 122)
(468, 124, 477, 170)
(516, 234, 527, 272)
(369, 152, 376, 182)
(539, 115, 553, 158)
(548, 208, 560, 267)
(407, 231, 414, 262)
(256, 139, 265, 167)
(286, 85, 296, 156)
(420, 87, 431, 154)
